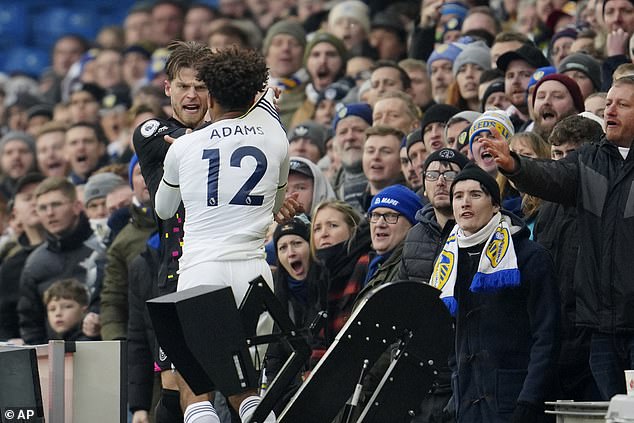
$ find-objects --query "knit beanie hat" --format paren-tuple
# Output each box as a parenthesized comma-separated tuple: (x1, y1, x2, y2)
(273, 215, 311, 251)
(427, 42, 466, 74)
(367, 184, 423, 225)
(438, 16, 464, 42)
(468, 110, 514, 151)
(332, 102, 373, 131)
(288, 121, 328, 156)
(451, 162, 501, 206)
(558, 53, 602, 91)
(405, 128, 423, 154)
(328, 0, 371, 34)
(423, 148, 470, 173)
(371, 11, 407, 42)
(304, 32, 348, 65)
(481, 79, 505, 111)
(549, 27, 578, 51)
(455, 125, 471, 149)
(128, 154, 139, 189)
(262, 20, 307, 55)
(421, 104, 460, 134)
(452, 41, 492, 77)
(451, 110, 482, 124)
(441, 1, 469, 20)
(83, 172, 126, 206)
(527, 66, 557, 92)
(0, 131, 36, 155)
(532, 73, 584, 113)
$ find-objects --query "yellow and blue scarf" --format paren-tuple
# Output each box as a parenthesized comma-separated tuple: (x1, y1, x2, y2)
(429, 212, 520, 316)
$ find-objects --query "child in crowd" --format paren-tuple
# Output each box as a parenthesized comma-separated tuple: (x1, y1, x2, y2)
(43, 278, 98, 341)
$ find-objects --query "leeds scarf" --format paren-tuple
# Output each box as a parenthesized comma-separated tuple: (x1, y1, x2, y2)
(429, 212, 520, 316)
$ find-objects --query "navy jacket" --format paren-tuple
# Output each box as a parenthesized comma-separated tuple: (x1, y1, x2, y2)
(451, 214, 560, 422)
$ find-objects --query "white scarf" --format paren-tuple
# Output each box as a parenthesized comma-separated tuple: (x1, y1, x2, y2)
(429, 212, 520, 316)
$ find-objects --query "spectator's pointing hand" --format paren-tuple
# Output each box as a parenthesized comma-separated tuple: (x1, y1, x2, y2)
(480, 127, 518, 173)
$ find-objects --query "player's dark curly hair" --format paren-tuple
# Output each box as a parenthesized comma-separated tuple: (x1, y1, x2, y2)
(165, 41, 213, 81)
(199, 46, 269, 112)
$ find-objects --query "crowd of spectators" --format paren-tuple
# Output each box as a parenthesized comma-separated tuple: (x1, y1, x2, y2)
(1, 0, 634, 421)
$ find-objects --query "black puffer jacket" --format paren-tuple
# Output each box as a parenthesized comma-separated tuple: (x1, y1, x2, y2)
(399, 203, 453, 282)
(18, 213, 106, 344)
(505, 139, 634, 333)
(0, 234, 41, 341)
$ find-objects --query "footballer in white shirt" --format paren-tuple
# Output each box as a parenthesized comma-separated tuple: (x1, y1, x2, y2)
(155, 47, 288, 423)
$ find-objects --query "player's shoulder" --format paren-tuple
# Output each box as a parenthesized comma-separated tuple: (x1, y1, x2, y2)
(133, 117, 186, 148)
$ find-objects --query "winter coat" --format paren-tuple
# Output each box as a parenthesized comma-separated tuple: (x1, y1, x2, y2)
(505, 140, 634, 333)
(100, 202, 156, 340)
(451, 214, 560, 422)
(0, 234, 42, 340)
(18, 213, 106, 344)
(359, 241, 404, 298)
(311, 221, 371, 365)
(127, 243, 160, 413)
(399, 203, 453, 283)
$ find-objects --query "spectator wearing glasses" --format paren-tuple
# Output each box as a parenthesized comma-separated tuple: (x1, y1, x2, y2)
(398, 148, 469, 422)
(18, 177, 106, 345)
(363, 185, 423, 288)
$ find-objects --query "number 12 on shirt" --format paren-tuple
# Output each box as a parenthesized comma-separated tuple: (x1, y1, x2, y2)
(202, 146, 268, 207)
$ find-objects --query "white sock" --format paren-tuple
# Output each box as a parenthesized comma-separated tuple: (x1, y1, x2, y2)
(184, 400, 221, 423)
(238, 395, 276, 423)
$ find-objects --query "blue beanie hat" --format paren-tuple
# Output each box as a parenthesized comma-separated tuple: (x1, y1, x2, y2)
(441, 1, 469, 20)
(367, 184, 423, 225)
(427, 42, 465, 74)
(332, 102, 373, 131)
(128, 154, 139, 189)
(527, 66, 557, 92)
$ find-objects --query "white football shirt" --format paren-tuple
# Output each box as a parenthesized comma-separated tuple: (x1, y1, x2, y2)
(159, 89, 288, 271)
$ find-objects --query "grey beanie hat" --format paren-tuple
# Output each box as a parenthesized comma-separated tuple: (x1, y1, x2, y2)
(452, 41, 492, 77)
(288, 121, 328, 156)
(558, 53, 602, 91)
(262, 20, 307, 55)
(0, 131, 36, 155)
(83, 172, 126, 206)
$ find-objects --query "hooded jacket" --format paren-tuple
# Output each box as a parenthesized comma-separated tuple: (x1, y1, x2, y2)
(290, 156, 337, 217)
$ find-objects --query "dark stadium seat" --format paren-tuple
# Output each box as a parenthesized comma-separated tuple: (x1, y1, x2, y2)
(0, 5, 28, 48)
(31, 6, 99, 49)
(1, 46, 49, 78)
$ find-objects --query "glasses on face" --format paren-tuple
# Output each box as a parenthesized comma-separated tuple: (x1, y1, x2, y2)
(37, 200, 70, 214)
(367, 212, 401, 224)
(424, 170, 458, 182)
